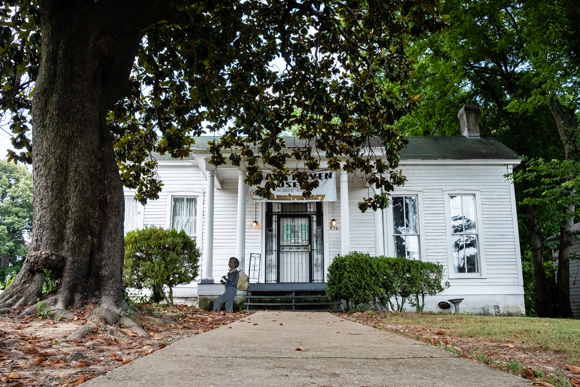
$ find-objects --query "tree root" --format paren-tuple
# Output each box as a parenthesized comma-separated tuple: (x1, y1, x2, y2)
(119, 316, 148, 337)
(87, 307, 120, 326)
(67, 325, 98, 341)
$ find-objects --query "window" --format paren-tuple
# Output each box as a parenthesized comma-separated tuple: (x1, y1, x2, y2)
(171, 197, 197, 236)
(124, 197, 143, 234)
(449, 195, 479, 273)
(392, 196, 420, 260)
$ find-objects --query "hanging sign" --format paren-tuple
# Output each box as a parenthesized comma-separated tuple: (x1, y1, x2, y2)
(249, 171, 337, 202)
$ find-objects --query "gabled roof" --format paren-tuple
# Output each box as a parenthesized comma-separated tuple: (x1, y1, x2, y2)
(154, 135, 519, 161)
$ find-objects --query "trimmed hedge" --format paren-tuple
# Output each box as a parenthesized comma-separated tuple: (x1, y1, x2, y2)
(326, 252, 449, 311)
(124, 226, 200, 306)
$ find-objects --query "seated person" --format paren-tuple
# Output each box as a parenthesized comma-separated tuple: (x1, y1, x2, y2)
(212, 257, 240, 313)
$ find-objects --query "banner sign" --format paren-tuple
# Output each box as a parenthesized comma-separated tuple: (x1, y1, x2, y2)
(249, 171, 337, 202)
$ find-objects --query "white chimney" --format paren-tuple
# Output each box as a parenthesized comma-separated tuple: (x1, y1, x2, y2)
(458, 104, 480, 138)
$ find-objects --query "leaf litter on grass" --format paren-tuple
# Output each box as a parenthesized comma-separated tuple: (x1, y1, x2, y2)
(339, 311, 580, 387)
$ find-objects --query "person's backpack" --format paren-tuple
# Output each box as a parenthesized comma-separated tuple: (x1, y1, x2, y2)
(237, 270, 249, 291)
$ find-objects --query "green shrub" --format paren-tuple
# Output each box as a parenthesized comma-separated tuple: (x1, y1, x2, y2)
(326, 252, 382, 310)
(123, 226, 200, 306)
(326, 252, 448, 311)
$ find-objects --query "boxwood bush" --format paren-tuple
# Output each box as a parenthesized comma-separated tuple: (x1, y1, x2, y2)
(124, 226, 200, 306)
(327, 251, 448, 311)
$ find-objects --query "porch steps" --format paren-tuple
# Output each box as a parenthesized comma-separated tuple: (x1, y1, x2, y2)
(244, 283, 342, 312)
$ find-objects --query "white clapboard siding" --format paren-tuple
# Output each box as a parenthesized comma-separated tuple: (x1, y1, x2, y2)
(327, 190, 342, 264)
(349, 186, 376, 255)
(395, 163, 520, 287)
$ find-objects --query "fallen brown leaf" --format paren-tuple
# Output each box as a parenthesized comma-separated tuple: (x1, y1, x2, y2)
(253, 323, 258, 326)
(531, 382, 555, 387)
(7, 372, 21, 379)
(122, 359, 131, 365)
(436, 331, 445, 335)
(280, 323, 283, 326)
(33, 357, 46, 364)
(507, 344, 514, 349)
(520, 369, 534, 379)
(74, 377, 87, 386)
(295, 347, 305, 351)
(76, 362, 89, 368)
(566, 364, 580, 374)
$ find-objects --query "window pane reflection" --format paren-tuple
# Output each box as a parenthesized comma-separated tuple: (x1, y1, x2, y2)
(392, 196, 420, 260)
(393, 197, 405, 234)
(450, 195, 479, 274)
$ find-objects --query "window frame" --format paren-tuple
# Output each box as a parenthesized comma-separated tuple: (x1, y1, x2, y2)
(165, 193, 203, 241)
(123, 194, 144, 234)
(386, 193, 425, 261)
(443, 191, 487, 279)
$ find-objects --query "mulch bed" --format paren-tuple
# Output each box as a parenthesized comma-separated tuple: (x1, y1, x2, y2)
(0, 304, 243, 387)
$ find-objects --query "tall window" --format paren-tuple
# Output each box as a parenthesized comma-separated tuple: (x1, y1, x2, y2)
(392, 196, 420, 260)
(124, 197, 143, 234)
(171, 197, 197, 236)
(450, 195, 479, 273)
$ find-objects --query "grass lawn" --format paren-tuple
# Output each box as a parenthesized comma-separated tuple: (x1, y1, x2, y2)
(372, 312, 580, 365)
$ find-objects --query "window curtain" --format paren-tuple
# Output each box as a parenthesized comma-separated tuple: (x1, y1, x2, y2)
(172, 197, 197, 236)
(124, 198, 140, 233)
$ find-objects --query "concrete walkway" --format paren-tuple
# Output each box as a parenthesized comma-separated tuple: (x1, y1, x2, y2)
(86, 311, 529, 387)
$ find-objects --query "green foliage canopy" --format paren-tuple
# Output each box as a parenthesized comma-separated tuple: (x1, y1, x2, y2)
(1, 0, 447, 212)
(0, 160, 32, 260)
(123, 226, 200, 306)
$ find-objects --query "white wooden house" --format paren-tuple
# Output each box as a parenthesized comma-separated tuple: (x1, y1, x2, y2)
(124, 106, 526, 315)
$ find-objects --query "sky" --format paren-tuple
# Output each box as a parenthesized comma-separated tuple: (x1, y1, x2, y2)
(0, 126, 15, 161)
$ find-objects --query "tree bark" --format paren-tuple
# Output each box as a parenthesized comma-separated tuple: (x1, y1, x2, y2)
(547, 96, 578, 318)
(0, 0, 170, 312)
(556, 209, 575, 317)
(526, 204, 554, 317)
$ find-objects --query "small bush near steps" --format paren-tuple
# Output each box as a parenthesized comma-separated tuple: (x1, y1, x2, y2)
(326, 251, 448, 311)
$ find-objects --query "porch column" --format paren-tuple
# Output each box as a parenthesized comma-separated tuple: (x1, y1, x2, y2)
(236, 170, 247, 272)
(340, 169, 351, 255)
(201, 169, 215, 283)
(374, 187, 385, 256)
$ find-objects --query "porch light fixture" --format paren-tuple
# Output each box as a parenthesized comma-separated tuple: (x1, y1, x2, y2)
(252, 202, 258, 227)
(330, 202, 336, 227)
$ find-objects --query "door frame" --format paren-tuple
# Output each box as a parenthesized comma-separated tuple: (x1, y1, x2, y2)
(276, 214, 313, 283)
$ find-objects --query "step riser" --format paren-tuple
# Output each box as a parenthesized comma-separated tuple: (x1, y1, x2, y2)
(245, 290, 342, 312)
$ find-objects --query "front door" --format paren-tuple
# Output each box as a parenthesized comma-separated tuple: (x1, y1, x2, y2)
(278, 216, 311, 282)
(264, 202, 324, 283)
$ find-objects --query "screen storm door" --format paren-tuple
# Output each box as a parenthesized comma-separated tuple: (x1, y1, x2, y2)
(278, 216, 311, 282)
(265, 202, 324, 283)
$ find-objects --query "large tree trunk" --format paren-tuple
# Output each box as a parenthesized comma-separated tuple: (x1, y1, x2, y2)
(555, 211, 575, 317)
(0, 0, 168, 312)
(547, 96, 578, 318)
(526, 204, 554, 317)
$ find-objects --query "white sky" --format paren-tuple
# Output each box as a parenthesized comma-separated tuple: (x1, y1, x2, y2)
(0, 127, 15, 161)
